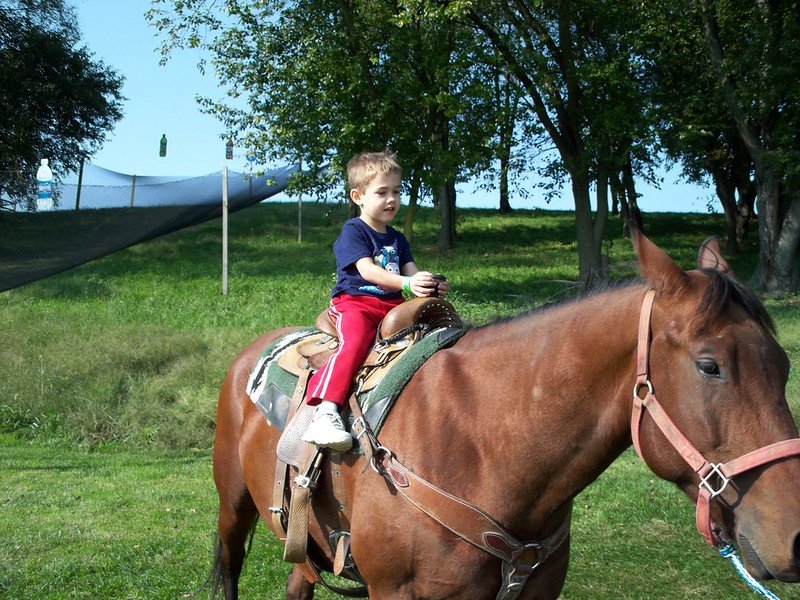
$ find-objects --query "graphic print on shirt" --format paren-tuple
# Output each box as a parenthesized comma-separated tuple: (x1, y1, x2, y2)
(359, 245, 399, 295)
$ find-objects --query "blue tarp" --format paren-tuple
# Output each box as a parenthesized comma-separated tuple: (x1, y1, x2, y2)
(0, 162, 295, 292)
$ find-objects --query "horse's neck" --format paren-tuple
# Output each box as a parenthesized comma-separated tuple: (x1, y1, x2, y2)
(461, 287, 642, 528)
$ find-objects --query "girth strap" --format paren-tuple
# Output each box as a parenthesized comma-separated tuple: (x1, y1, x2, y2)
(350, 395, 571, 599)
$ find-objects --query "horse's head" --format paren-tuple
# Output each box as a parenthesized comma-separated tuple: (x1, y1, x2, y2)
(631, 231, 800, 582)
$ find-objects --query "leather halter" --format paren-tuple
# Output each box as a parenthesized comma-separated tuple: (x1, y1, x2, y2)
(632, 289, 800, 546)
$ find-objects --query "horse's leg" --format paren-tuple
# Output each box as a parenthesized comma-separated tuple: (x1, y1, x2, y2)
(286, 565, 315, 599)
(213, 493, 257, 600)
(212, 371, 259, 600)
(212, 444, 259, 600)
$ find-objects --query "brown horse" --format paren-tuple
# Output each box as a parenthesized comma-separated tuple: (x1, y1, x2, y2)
(211, 231, 800, 599)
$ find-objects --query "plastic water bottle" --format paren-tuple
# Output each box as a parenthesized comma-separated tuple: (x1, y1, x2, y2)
(36, 158, 53, 211)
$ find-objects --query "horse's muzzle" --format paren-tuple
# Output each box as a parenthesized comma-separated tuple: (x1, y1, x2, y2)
(736, 529, 800, 583)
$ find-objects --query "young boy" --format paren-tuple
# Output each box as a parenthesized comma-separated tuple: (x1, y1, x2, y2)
(302, 151, 449, 450)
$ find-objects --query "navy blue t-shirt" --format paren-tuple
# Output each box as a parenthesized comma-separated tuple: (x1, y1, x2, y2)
(331, 218, 414, 299)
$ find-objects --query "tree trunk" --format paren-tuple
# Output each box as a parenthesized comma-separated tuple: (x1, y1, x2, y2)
(621, 157, 643, 233)
(403, 171, 421, 241)
(499, 150, 512, 213)
(437, 180, 457, 251)
(710, 168, 739, 255)
(700, 0, 798, 292)
(735, 177, 756, 248)
(437, 181, 455, 251)
(752, 171, 800, 293)
(772, 198, 800, 292)
(595, 173, 610, 279)
(433, 109, 456, 251)
(571, 172, 604, 291)
(611, 178, 620, 216)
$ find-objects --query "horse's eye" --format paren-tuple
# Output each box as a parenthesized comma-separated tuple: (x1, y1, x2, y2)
(696, 360, 721, 377)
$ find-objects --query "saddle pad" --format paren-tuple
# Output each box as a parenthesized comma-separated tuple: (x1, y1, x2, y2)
(355, 326, 466, 436)
(247, 325, 467, 440)
(246, 328, 316, 428)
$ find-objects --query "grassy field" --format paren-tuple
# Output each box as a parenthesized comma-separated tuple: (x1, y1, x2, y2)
(2, 202, 800, 598)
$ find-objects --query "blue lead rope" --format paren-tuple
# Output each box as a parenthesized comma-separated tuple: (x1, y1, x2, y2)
(719, 544, 781, 600)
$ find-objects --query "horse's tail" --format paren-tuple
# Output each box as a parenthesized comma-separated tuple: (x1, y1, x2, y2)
(208, 532, 226, 600)
(208, 516, 259, 599)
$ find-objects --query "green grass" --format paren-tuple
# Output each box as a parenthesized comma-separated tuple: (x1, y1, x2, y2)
(3, 436, 798, 598)
(2, 203, 800, 598)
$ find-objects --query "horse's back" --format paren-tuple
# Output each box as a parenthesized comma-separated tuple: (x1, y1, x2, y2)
(213, 327, 300, 504)
(216, 327, 299, 433)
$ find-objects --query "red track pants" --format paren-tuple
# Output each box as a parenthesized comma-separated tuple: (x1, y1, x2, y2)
(306, 293, 404, 407)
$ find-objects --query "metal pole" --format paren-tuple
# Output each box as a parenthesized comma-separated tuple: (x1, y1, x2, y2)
(222, 167, 229, 296)
(129, 174, 137, 207)
(74, 157, 84, 210)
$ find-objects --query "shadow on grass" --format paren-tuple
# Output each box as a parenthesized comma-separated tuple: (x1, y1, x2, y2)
(4, 203, 742, 304)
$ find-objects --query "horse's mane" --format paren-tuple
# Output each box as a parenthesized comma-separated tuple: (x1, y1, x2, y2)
(694, 269, 776, 336)
(471, 271, 775, 336)
(471, 279, 639, 331)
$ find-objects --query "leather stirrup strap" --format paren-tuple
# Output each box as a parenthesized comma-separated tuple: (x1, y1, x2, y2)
(283, 485, 311, 563)
(270, 369, 312, 547)
(283, 447, 322, 563)
(330, 450, 350, 530)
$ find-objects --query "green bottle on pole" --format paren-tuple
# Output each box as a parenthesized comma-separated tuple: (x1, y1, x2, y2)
(159, 134, 167, 157)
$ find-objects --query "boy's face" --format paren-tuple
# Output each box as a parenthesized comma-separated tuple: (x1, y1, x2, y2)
(350, 171, 401, 232)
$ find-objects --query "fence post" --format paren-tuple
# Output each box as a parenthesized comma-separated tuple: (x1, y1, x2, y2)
(222, 167, 229, 296)
(129, 174, 137, 207)
(75, 157, 84, 210)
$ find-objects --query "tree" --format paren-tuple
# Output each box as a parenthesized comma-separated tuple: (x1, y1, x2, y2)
(477, 52, 542, 214)
(638, 0, 755, 254)
(696, 0, 800, 292)
(148, 0, 497, 248)
(0, 0, 124, 209)
(467, 0, 656, 289)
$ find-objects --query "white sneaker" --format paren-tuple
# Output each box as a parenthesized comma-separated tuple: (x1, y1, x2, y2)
(301, 407, 353, 451)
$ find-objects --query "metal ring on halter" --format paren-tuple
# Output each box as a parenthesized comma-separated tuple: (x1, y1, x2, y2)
(370, 446, 393, 474)
(699, 463, 730, 499)
(633, 380, 654, 399)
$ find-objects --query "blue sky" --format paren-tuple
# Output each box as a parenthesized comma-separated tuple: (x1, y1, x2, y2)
(71, 0, 715, 212)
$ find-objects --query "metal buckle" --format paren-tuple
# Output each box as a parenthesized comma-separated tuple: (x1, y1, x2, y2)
(370, 446, 393, 474)
(352, 417, 369, 439)
(293, 451, 324, 490)
(294, 474, 313, 489)
(506, 582, 524, 594)
(699, 463, 730, 499)
(633, 380, 654, 399)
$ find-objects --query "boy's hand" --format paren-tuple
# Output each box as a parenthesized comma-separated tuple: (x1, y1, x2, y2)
(409, 271, 449, 298)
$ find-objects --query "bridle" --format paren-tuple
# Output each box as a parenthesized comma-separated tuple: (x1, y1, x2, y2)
(631, 289, 800, 546)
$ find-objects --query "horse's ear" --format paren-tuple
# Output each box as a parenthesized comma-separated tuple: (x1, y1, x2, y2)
(631, 227, 689, 294)
(697, 236, 734, 277)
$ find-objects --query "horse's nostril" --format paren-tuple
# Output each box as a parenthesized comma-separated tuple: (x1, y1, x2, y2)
(794, 531, 800, 569)
(739, 533, 764, 565)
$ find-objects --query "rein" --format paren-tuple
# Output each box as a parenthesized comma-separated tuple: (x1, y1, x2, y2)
(632, 289, 800, 546)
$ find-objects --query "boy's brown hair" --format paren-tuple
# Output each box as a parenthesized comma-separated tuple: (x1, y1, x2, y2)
(346, 150, 402, 192)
